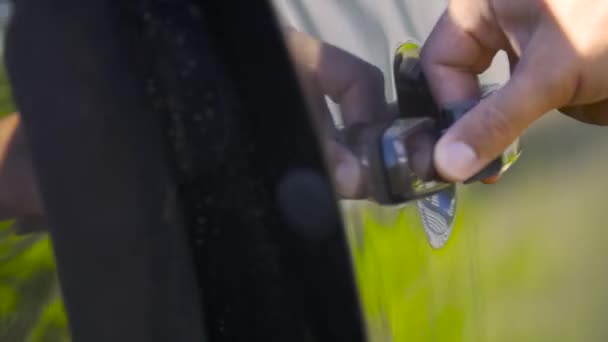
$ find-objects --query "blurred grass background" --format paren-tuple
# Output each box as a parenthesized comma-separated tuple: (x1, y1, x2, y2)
(0, 222, 68, 342)
(469, 112, 608, 341)
(344, 111, 608, 342)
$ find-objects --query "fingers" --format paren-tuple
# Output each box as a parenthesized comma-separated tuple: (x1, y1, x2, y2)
(421, 6, 579, 182)
(285, 29, 387, 128)
(420, 11, 498, 106)
(420, 10, 502, 182)
(285, 29, 389, 198)
(324, 138, 365, 199)
(434, 49, 561, 181)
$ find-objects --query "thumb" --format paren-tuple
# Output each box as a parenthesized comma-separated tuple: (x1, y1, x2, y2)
(434, 60, 559, 182)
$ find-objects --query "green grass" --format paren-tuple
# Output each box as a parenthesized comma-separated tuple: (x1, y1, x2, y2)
(0, 222, 69, 342)
(341, 112, 608, 341)
(342, 194, 482, 341)
(0, 61, 70, 341)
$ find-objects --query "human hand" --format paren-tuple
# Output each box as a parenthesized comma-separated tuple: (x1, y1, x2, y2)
(284, 28, 392, 198)
(0, 30, 389, 221)
(421, 0, 608, 182)
(0, 114, 43, 221)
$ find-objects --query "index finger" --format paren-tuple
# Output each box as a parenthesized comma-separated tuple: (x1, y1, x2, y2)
(420, 10, 498, 106)
(285, 29, 387, 127)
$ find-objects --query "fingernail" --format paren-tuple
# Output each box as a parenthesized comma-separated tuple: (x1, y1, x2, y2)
(435, 141, 478, 182)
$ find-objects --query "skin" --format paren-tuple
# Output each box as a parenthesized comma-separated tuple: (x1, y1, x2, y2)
(420, 0, 608, 182)
(5, 7, 608, 216)
(0, 29, 385, 219)
(284, 28, 390, 198)
(0, 114, 42, 220)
